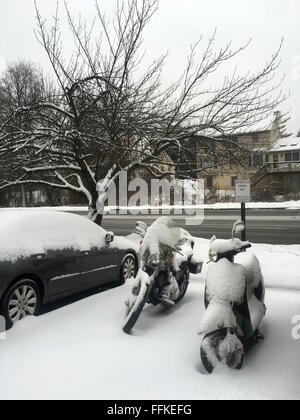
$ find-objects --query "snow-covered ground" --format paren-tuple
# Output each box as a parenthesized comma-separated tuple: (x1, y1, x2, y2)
(0, 239, 299, 400)
(1, 200, 300, 213)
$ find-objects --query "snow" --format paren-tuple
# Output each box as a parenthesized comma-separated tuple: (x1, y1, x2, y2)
(172, 237, 194, 271)
(206, 258, 246, 303)
(0, 211, 138, 262)
(200, 201, 300, 210)
(248, 244, 300, 291)
(199, 300, 237, 335)
(236, 252, 264, 289)
(0, 237, 300, 400)
(123, 269, 152, 329)
(137, 217, 195, 271)
(270, 137, 300, 153)
(248, 295, 266, 332)
(218, 331, 243, 366)
(138, 217, 182, 258)
(209, 237, 250, 255)
(1, 199, 300, 213)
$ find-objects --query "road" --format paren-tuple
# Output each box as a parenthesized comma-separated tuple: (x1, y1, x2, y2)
(69, 208, 300, 245)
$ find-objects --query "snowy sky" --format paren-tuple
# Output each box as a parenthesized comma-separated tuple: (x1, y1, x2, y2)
(0, 0, 299, 134)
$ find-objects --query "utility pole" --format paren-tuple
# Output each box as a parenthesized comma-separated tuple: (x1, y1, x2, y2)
(235, 180, 251, 241)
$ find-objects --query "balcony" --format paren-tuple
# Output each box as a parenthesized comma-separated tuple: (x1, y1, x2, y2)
(266, 161, 300, 173)
(250, 161, 300, 186)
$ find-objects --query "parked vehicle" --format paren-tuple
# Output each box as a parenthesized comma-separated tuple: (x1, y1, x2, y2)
(123, 217, 203, 334)
(0, 211, 138, 330)
(199, 220, 266, 373)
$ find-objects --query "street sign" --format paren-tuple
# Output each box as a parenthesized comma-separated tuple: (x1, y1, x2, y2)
(235, 179, 251, 203)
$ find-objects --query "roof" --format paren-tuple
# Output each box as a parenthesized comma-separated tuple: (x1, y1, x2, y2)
(269, 137, 300, 153)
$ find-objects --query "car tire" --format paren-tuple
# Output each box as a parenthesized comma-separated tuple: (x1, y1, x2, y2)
(120, 253, 138, 283)
(1, 279, 41, 330)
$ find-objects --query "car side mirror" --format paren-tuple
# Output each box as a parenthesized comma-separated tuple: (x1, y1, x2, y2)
(105, 231, 114, 245)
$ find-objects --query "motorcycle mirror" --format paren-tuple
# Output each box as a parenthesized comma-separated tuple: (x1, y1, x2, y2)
(135, 221, 147, 238)
(232, 219, 245, 238)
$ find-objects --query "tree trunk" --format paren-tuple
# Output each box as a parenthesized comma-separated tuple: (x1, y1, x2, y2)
(87, 204, 103, 226)
(21, 185, 26, 207)
(93, 212, 103, 226)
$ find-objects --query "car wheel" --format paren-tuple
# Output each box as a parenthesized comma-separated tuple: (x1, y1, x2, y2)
(120, 253, 137, 282)
(2, 279, 41, 330)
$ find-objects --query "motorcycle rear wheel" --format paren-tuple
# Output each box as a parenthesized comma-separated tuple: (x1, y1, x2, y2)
(174, 269, 189, 304)
(200, 328, 244, 374)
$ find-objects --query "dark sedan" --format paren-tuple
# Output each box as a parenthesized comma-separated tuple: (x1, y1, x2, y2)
(0, 210, 139, 329)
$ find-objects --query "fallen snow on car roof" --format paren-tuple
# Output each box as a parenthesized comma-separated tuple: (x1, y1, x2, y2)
(0, 211, 135, 262)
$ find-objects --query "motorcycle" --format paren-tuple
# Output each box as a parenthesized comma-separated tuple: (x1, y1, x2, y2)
(199, 220, 266, 373)
(123, 216, 203, 334)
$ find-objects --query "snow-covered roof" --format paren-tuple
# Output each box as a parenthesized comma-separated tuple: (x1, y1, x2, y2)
(269, 137, 300, 153)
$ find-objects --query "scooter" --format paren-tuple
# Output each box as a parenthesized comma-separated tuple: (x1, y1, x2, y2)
(199, 220, 266, 373)
(123, 217, 203, 334)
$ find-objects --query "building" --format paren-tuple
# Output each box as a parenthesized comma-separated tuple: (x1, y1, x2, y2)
(196, 113, 300, 196)
(251, 137, 300, 194)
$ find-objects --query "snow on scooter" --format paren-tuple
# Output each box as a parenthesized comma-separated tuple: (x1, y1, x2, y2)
(199, 220, 266, 373)
(123, 216, 203, 334)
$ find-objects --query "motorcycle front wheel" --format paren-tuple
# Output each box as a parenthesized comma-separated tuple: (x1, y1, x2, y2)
(122, 270, 153, 334)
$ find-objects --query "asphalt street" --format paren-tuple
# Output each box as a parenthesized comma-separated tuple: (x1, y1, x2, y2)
(70, 208, 300, 245)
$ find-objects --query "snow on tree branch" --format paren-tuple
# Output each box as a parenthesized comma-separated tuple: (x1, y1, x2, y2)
(0, 0, 286, 225)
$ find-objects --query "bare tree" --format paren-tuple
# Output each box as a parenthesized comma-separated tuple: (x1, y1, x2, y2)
(0, 0, 285, 224)
(0, 60, 52, 204)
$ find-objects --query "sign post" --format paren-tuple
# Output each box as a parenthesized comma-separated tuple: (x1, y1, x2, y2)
(235, 180, 251, 241)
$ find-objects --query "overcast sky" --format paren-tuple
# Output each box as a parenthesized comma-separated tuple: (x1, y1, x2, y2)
(0, 0, 299, 134)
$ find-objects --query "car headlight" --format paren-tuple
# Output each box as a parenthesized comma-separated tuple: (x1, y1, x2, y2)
(209, 250, 218, 262)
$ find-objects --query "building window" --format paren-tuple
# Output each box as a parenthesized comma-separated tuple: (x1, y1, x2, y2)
(252, 133, 259, 142)
(286, 152, 300, 162)
(253, 154, 263, 167)
(265, 154, 269, 163)
(231, 176, 238, 187)
(285, 152, 292, 162)
(207, 176, 213, 188)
